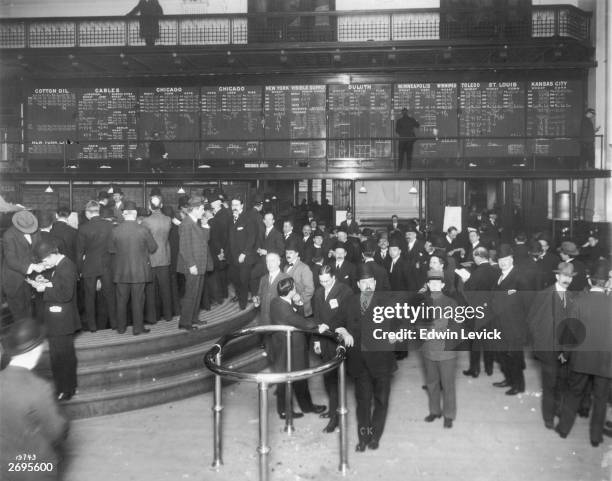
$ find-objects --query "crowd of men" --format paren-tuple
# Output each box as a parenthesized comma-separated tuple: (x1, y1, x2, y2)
(0, 189, 610, 452)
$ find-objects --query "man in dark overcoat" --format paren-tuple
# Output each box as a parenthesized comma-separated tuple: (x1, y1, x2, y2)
(108, 201, 157, 335)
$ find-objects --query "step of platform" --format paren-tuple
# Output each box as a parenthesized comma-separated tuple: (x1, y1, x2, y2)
(60, 348, 268, 419)
(32, 299, 268, 419)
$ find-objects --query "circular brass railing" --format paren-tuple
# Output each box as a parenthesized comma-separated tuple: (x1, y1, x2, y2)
(204, 325, 349, 481)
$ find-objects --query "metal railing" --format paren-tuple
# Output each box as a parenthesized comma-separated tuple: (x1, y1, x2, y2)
(1, 135, 605, 174)
(0, 5, 591, 49)
(203, 325, 348, 481)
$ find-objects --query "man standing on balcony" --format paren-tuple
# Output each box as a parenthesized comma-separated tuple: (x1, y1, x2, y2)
(128, 0, 164, 47)
(579, 108, 599, 169)
(395, 108, 420, 171)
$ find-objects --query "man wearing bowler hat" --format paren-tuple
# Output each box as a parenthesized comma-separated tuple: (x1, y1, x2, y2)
(2, 210, 45, 321)
(527, 261, 576, 429)
(490, 243, 534, 395)
(108, 201, 158, 335)
(338, 263, 397, 451)
(0, 317, 69, 480)
(421, 269, 459, 429)
(555, 262, 612, 447)
(558, 241, 588, 292)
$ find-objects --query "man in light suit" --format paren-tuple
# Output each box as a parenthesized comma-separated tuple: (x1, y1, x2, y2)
(142, 195, 173, 323)
(284, 238, 315, 317)
(108, 201, 158, 335)
(177, 196, 210, 331)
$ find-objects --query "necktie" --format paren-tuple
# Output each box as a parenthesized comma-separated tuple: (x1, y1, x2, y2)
(559, 291, 566, 308)
(390, 260, 395, 273)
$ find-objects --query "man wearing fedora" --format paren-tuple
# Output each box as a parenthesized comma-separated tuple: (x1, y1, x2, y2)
(527, 261, 576, 429)
(558, 241, 588, 292)
(109, 201, 158, 335)
(555, 262, 612, 447)
(2, 210, 45, 322)
(0, 317, 69, 480)
(490, 244, 534, 395)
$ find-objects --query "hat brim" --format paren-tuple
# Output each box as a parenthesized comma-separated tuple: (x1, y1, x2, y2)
(553, 269, 577, 276)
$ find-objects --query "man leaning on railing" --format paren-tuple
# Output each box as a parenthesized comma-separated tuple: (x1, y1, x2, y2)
(127, 0, 164, 46)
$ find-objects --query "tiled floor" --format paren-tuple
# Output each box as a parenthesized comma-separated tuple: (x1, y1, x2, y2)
(61, 352, 610, 481)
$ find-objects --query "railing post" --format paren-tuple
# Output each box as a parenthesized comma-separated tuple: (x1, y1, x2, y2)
(284, 329, 294, 434)
(257, 381, 270, 481)
(212, 350, 223, 469)
(337, 357, 349, 476)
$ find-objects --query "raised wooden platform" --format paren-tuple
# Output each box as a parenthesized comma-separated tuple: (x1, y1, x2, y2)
(34, 300, 266, 419)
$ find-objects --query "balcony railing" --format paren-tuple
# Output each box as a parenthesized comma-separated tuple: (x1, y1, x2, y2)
(0, 135, 604, 175)
(0, 5, 591, 50)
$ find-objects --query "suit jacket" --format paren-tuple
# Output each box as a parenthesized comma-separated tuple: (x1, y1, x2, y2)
(490, 267, 534, 349)
(50, 221, 77, 264)
(266, 297, 316, 372)
(421, 293, 459, 361)
(109, 220, 157, 283)
(298, 235, 313, 258)
(340, 219, 360, 236)
(303, 243, 324, 265)
(258, 227, 285, 256)
(142, 211, 171, 268)
(1, 227, 39, 297)
(228, 210, 258, 265)
(363, 260, 391, 291)
(527, 285, 572, 363)
(209, 206, 231, 269)
(566, 291, 612, 378)
(538, 251, 560, 289)
(513, 243, 530, 266)
(312, 279, 353, 359)
(374, 248, 392, 271)
(42, 256, 81, 335)
(257, 271, 290, 325)
(339, 292, 397, 378)
(463, 262, 499, 329)
(567, 258, 588, 292)
(76, 216, 114, 277)
(284, 259, 315, 317)
(387, 223, 406, 237)
(387, 257, 417, 292)
(177, 214, 210, 274)
(331, 259, 357, 292)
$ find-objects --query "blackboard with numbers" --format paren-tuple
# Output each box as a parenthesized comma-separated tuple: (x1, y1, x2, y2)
(460, 81, 525, 157)
(263, 85, 326, 159)
(328, 84, 392, 159)
(138, 87, 199, 160)
(526, 80, 583, 157)
(77, 88, 137, 161)
(201, 85, 262, 159)
(26, 88, 77, 159)
(394, 82, 458, 158)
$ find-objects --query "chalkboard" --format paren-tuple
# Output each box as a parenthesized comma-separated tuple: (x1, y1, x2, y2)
(328, 84, 392, 159)
(394, 82, 458, 158)
(201, 86, 262, 159)
(526, 80, 583, 156)
(264, 85, 326, 159)
(460, 81, 525, 156)
(138, 87, 199, 159)
(77, 88, 137, 161)
(26, 88, 77, 159)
